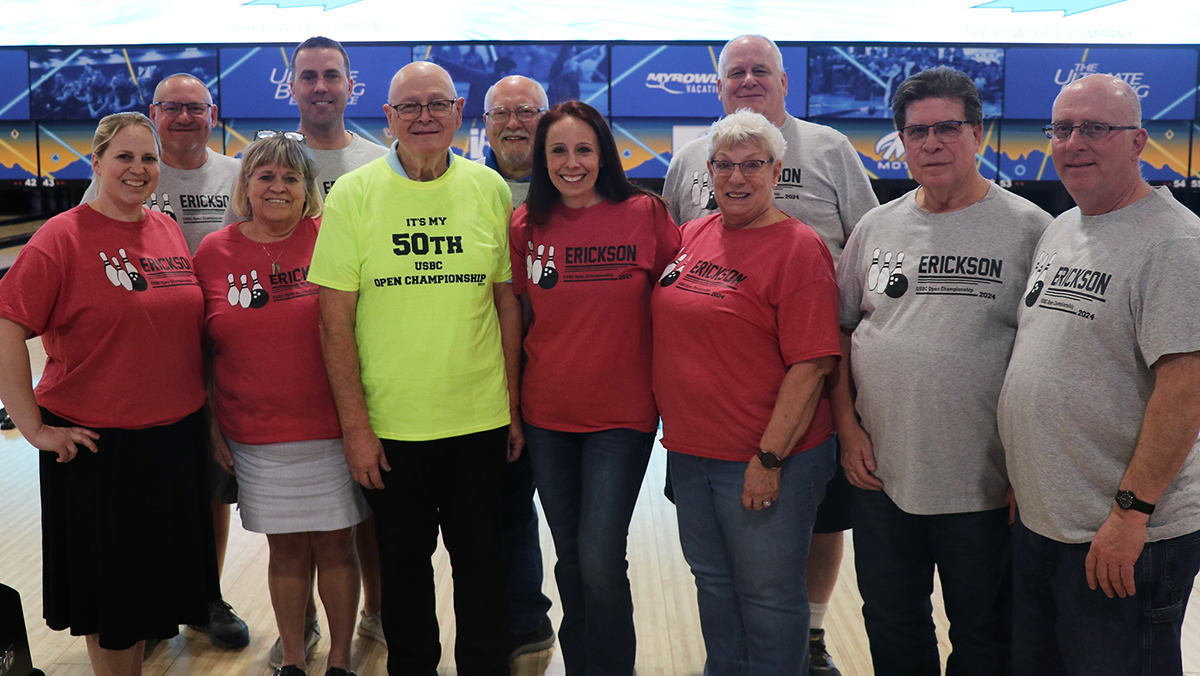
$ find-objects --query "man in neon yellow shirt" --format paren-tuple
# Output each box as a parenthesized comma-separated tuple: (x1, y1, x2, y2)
(310, 60, 522, 676)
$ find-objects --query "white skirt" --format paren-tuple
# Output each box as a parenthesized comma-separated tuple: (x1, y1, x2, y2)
(227, 437, 370, 534)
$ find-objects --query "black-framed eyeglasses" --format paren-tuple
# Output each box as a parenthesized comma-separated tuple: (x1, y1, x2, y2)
(255, 129, 306, 143)
(485, 106, 546, 123)
(151, 101, 212, 117)
(1043, 122, 1140, 140)
(901, 120, 970, 142)
(710, 158, 774, 177)
(388, 100, 457, 120)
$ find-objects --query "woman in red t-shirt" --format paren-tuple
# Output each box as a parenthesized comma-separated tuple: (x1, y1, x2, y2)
(193, 133, 366, 676)
(510, 100, 679, 674)
(0, 112, 217, 675)
(651, 109, 842, 675)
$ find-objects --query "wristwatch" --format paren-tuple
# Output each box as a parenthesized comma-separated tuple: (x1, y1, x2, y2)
(1115, 489, 1155, 515)
(757, 450, 782, 470)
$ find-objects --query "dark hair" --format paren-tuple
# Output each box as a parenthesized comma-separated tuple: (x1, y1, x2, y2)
(525, 100, 665, 225)
(891, 66, 983, 132)
(290, 36, 351, 80)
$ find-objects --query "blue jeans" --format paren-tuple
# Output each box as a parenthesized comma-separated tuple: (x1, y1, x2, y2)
(670, 436, 836, 676)
(851, 487, 1011, 676)
(1013, 516, 1200, 676)
(501, 449, 553, 634)
(525, 424, 654, 676)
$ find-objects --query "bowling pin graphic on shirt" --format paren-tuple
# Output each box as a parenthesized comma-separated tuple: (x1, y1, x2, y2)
(1024, 252, 1056, 307)
(249, 270, 270, 308)
(659, 250, 690, 287)
(118, 248, 148, 291)
(99, 249, 148, 292)
(526, 243, 560, 290)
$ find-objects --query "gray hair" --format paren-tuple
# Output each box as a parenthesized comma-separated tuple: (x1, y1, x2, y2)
(717, 35, 785, 78)
(707, 109, 787, 161)
(891, 66, 982, 132)
(484, 75, 549, 113)
(152, 73, 212, 104)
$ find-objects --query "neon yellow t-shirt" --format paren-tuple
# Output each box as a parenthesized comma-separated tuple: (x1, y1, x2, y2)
(309, 156, 514, 441)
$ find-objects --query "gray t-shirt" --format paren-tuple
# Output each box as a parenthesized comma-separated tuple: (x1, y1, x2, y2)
(839, 184, 1051, 514)
(82, 148, 240, 254)
(663, 115, 879, 263)
(998, 187, 1200, 544)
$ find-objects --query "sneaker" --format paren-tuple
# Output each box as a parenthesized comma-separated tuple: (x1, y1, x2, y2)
(356, 611, 385, 644)
(269, 616, 322, 669)
(809, 628, 842, 675)
(324, 669, 356, 676)
(509, 616, 555, 661)
(273, 667, 306, 676)
(191, 599, 250, 649)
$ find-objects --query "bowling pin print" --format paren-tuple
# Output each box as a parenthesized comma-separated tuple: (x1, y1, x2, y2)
(161, 193, 178, 222)
(884, 252, 908, 299)
(226, 273, 239, 306)
(238, 274, 252, 309)
(148, 193, 160, 212)
(1024, 252, 1056, 307)
(659, 250, 689, 287)
(118, 248, 148, 292)
(525, 241, 534, 280)
(690, 171, 702, 206)
(249, 270, 269, 308)
(875, 252, 892, 294)
(113, 256, 133, 291)
(866, 247, 882, 291)
(532, 244, 545, 285)
(539, 246, 559, 290)
(702, 173, 717, 210)
(100, 251, 121, 286)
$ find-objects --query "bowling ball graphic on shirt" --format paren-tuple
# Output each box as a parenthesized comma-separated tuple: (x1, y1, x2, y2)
(1025, 280, 1044, 307)
(99, 248, 149, 292)
(528, 242, 559, 290)
(1023, 252, 1056, 307)
(226, 270, 270, 309)
(866, 250, 908, 299)
(659, 251, 689, 287)
(884, 269, 908, 298)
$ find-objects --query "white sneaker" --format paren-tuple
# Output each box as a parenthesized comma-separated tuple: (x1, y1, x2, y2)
(268, 616, 322, 668)
(356, 611, 385, 644)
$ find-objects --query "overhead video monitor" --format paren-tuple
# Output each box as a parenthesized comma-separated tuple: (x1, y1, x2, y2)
(28, 47, 218, 121)
(0, 50, 30, 121)
(808, 46, 1003, 119)
(0, 122, 38, 180)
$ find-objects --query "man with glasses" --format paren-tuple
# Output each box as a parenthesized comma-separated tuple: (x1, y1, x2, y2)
(663, 34, 878, 675)
(998, 73, 1200, 675)
(833, 66, 1051, 676)
(478, 74, 557, 660)
(310, 61, 520, 676)
(82, 71, 248, 652)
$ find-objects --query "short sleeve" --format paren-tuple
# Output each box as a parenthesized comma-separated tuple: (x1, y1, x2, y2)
(1132, 236, 1200, 366)
(649, 198, 682, 278)
(308, 181, 363, 292)
(510, 206, 529, 295)
(831, 134, 879, 239)
(837, 225, 868, 331)
(778, 235, 841, 366)
(493, 193, 514, 284)
(0, 243, 64, 336)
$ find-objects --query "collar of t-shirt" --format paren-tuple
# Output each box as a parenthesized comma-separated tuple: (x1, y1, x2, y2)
(483, 147, 531, 183)
(387, 140, 454, 179)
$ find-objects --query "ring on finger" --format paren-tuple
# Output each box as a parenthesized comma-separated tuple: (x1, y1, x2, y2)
(762, 499, 773, 508)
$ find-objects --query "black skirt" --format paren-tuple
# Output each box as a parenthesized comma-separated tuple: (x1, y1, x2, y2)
(39, 407, 220, 650)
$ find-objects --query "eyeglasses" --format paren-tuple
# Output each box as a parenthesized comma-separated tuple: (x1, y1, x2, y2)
(901, 120, 969, 142)
(1043, 122, 1140, 140)
(152, 101, 212, 117)
(255, 129, 306, 143)
(388, 100, 457, 120)
(710, 158, 773, 177)
(485, 106, 546, 123)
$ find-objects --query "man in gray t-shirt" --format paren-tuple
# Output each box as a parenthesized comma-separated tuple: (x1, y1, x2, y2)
(834, 67, 1050, 676)
(998, 74, 1200, 675)
(662, 37, 878, 674)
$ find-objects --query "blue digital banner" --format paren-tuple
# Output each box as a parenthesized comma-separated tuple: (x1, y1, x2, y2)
(611, 44, 806, 119)
(414, 44, 611, 118)
(29, 47, 217, 121)
(808, 46, 1003, 119)
(0, 50, 29, 121)
(1004, 47, 1199, 121)
(219, 45, 410, 119)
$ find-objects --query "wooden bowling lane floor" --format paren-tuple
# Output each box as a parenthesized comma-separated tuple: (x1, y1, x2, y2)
(5, 336, 1200, 675)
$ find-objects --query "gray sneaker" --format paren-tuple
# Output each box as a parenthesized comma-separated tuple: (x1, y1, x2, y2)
(269, 616, 322, 669)
(356, 611, 385, 644)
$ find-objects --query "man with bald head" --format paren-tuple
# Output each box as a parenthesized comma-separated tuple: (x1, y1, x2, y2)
(309, 61, 521, 676)
(480, 75, 548, 208)
(998, 73, 1200, 674)
(664, 35, 878, 675)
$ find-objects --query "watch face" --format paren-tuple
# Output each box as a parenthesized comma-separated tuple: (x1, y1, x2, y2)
(1116, 491, 1134, 509)
(759, 451, 780, 468)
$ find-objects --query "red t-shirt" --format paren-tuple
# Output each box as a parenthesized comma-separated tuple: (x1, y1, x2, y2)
(0, 204, 204, 429)
(511, 195, 680, 433)
(193, 217, 341, 445)
(652, 214, 840, 461)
